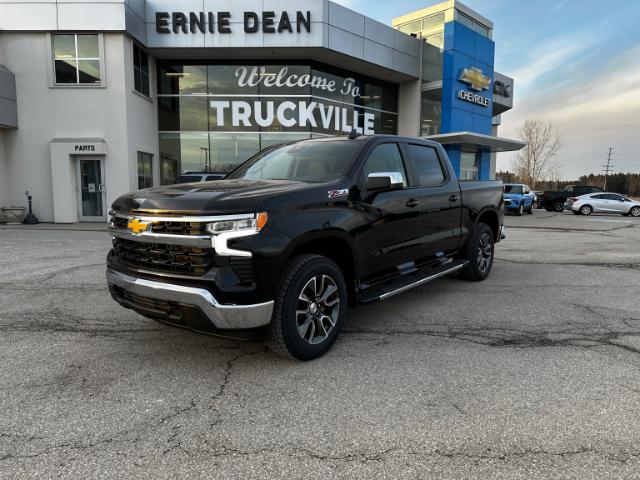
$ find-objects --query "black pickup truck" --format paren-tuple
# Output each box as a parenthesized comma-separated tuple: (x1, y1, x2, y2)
(542, 185, 604, 212)
(106, 135, 505, 360)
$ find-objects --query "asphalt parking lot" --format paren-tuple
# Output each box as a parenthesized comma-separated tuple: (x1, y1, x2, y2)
(1, 211, 640, 479)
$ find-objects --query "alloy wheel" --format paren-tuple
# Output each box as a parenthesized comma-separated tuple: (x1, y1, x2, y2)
(296, 274, 340, 345)
(631, 207, 640, 217)
(581, 205, 592, 215)
(477, 232, 493, 273)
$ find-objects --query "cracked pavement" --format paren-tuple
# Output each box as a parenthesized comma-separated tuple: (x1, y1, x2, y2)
(1, 212, 640, 479)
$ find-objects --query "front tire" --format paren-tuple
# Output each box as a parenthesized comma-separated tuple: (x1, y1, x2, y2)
(516, 203, 524, 216)
(266, 254, 347, 361)
(527, 203, 534, 214)
(460, 223, 495, 282)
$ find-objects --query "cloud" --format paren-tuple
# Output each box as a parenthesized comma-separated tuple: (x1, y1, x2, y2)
(498, 44, 640, 178)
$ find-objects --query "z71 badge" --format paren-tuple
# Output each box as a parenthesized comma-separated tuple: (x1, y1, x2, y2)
(328, 189, 349, 199)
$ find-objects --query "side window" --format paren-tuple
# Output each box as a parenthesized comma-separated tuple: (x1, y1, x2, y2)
(566, 186, 574, 193)
(53, 34, 101, 85)
(133, 43, 150, 96)
(363, 143, 407, 186)
(591, 194, 604, 200)
(406, 144, 446, 187)
(604, 194, 621, 201)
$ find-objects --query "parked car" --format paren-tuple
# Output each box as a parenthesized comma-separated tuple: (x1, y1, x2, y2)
(503, 183, 535, 215)
(174, 172, 226, 184)
(106, 135, 505, 360)
(542, 185, 604, 212)
(533, 191, 544, 209)
(565, 192, 640, 217)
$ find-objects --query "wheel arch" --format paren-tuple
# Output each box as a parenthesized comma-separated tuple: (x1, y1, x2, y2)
(284, 231, 358, 307)
(475, 207, 500, 241)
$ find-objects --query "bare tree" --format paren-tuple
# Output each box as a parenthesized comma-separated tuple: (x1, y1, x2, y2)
(512, 119, 562, 189)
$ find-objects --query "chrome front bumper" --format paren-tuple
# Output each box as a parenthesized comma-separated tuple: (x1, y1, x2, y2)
(106, 269, 274, 330)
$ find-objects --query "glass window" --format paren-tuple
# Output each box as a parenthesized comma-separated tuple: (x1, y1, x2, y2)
(227, 139, 361, 183)
(473, 23, 489, 37)
(420, 90, 441, 136)
(398, 19, 422, 34)
(504, 185, 524, 194)
(363, 143, 406, 185)
(460, 151, 478, 180)
(133, 43, 150, 96)
(407, 144, 445, 186)
(457, 12, 475, 30)
(53, 34, 101, 85)
(422, 12, 445, 30)
(137, 152, 153, 189)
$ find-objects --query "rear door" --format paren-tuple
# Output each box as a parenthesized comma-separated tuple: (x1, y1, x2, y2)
(589, 194, 606, 212)
(356, 142, 422, 280)
(403, 142, 462, 259)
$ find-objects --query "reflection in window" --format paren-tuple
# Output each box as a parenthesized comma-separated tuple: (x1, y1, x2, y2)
(420, 90, 441, 136)
(157, 62, 400, 184)
(137, 152, 153, 189)
(53, 34, 101, 84)
(133, 43, 150, 96)
(460, 151, 478, 180)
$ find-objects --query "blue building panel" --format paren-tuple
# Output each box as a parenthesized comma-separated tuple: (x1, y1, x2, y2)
(438, 19, 499, 181)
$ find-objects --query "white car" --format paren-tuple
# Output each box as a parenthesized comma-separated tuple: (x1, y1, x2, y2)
(565, 192, 640, 217)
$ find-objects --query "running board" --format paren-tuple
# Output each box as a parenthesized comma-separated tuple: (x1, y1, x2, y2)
(358, 260, 468, 305)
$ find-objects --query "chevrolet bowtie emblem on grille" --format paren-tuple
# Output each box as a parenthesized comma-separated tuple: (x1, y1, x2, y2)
(127, 218, 152, 234)
(459, 67, 491, 91)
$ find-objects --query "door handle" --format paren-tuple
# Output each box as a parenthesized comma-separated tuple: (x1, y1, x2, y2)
(449, 194, 459, 202)
(405, 199, 419, 208)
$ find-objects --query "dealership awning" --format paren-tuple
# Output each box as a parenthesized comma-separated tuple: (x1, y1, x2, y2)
(423, 131, 526, 152)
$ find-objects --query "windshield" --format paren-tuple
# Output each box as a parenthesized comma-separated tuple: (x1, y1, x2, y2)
(504, 185, 523, 194)
(226, 140, 361, 183)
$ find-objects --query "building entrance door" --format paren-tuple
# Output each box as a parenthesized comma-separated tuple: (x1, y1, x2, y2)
(76, 158, 106, 221)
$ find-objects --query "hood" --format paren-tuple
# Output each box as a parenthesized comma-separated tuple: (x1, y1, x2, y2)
(112, 179, 312, 215)
(503, 193, 524, 199)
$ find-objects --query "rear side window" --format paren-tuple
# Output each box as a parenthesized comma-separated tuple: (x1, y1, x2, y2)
(406, 144, 445, 187)
(591, 194, 604, 199)
(363, 143, 407, 186)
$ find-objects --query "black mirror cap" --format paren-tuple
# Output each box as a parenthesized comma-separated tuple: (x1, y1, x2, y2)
(366, 175, 392, 191)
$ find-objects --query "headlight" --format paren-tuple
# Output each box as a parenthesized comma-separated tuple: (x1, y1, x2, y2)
(206, 212, 268, 235)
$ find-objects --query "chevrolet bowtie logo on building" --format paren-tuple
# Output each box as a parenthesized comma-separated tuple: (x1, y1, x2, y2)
(459, 67, 491, 91)
(127, 218, 152, 235)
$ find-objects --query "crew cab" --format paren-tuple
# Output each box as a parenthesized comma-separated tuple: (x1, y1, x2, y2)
(542, 185, 604, 212)
(503, 183, 535, 215)
(106, 135, 505, 360)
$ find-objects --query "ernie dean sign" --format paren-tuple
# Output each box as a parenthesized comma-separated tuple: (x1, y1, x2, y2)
(156, 10, 311, 34)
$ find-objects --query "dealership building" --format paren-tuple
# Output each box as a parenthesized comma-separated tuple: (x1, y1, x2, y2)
(0, 0, 523, 223)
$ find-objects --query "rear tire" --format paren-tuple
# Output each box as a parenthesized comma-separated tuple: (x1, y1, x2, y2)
(266, 254, 347, 361)
(630, 206, 640, 217)
(554, 201, 564, 212)
(580, 205, 593, 216)
(460, 223, 495, 282)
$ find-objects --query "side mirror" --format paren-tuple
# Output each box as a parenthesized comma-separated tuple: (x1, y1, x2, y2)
(366, 172, 404, 191)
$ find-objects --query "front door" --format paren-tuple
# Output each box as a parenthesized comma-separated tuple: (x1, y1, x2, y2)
(76, 158, 106, 221)
(356, 142, 422, 281)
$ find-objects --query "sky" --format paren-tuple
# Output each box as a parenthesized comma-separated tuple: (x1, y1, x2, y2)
(334, 0, 640, 179)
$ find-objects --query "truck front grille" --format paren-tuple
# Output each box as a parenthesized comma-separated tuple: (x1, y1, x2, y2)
(112, 216, 206, 235)
(112, 238, 213, 276)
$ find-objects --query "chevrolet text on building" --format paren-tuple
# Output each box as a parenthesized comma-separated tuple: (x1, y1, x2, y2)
(155, 10, 312, 35)
(0, 0, 524, 223)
